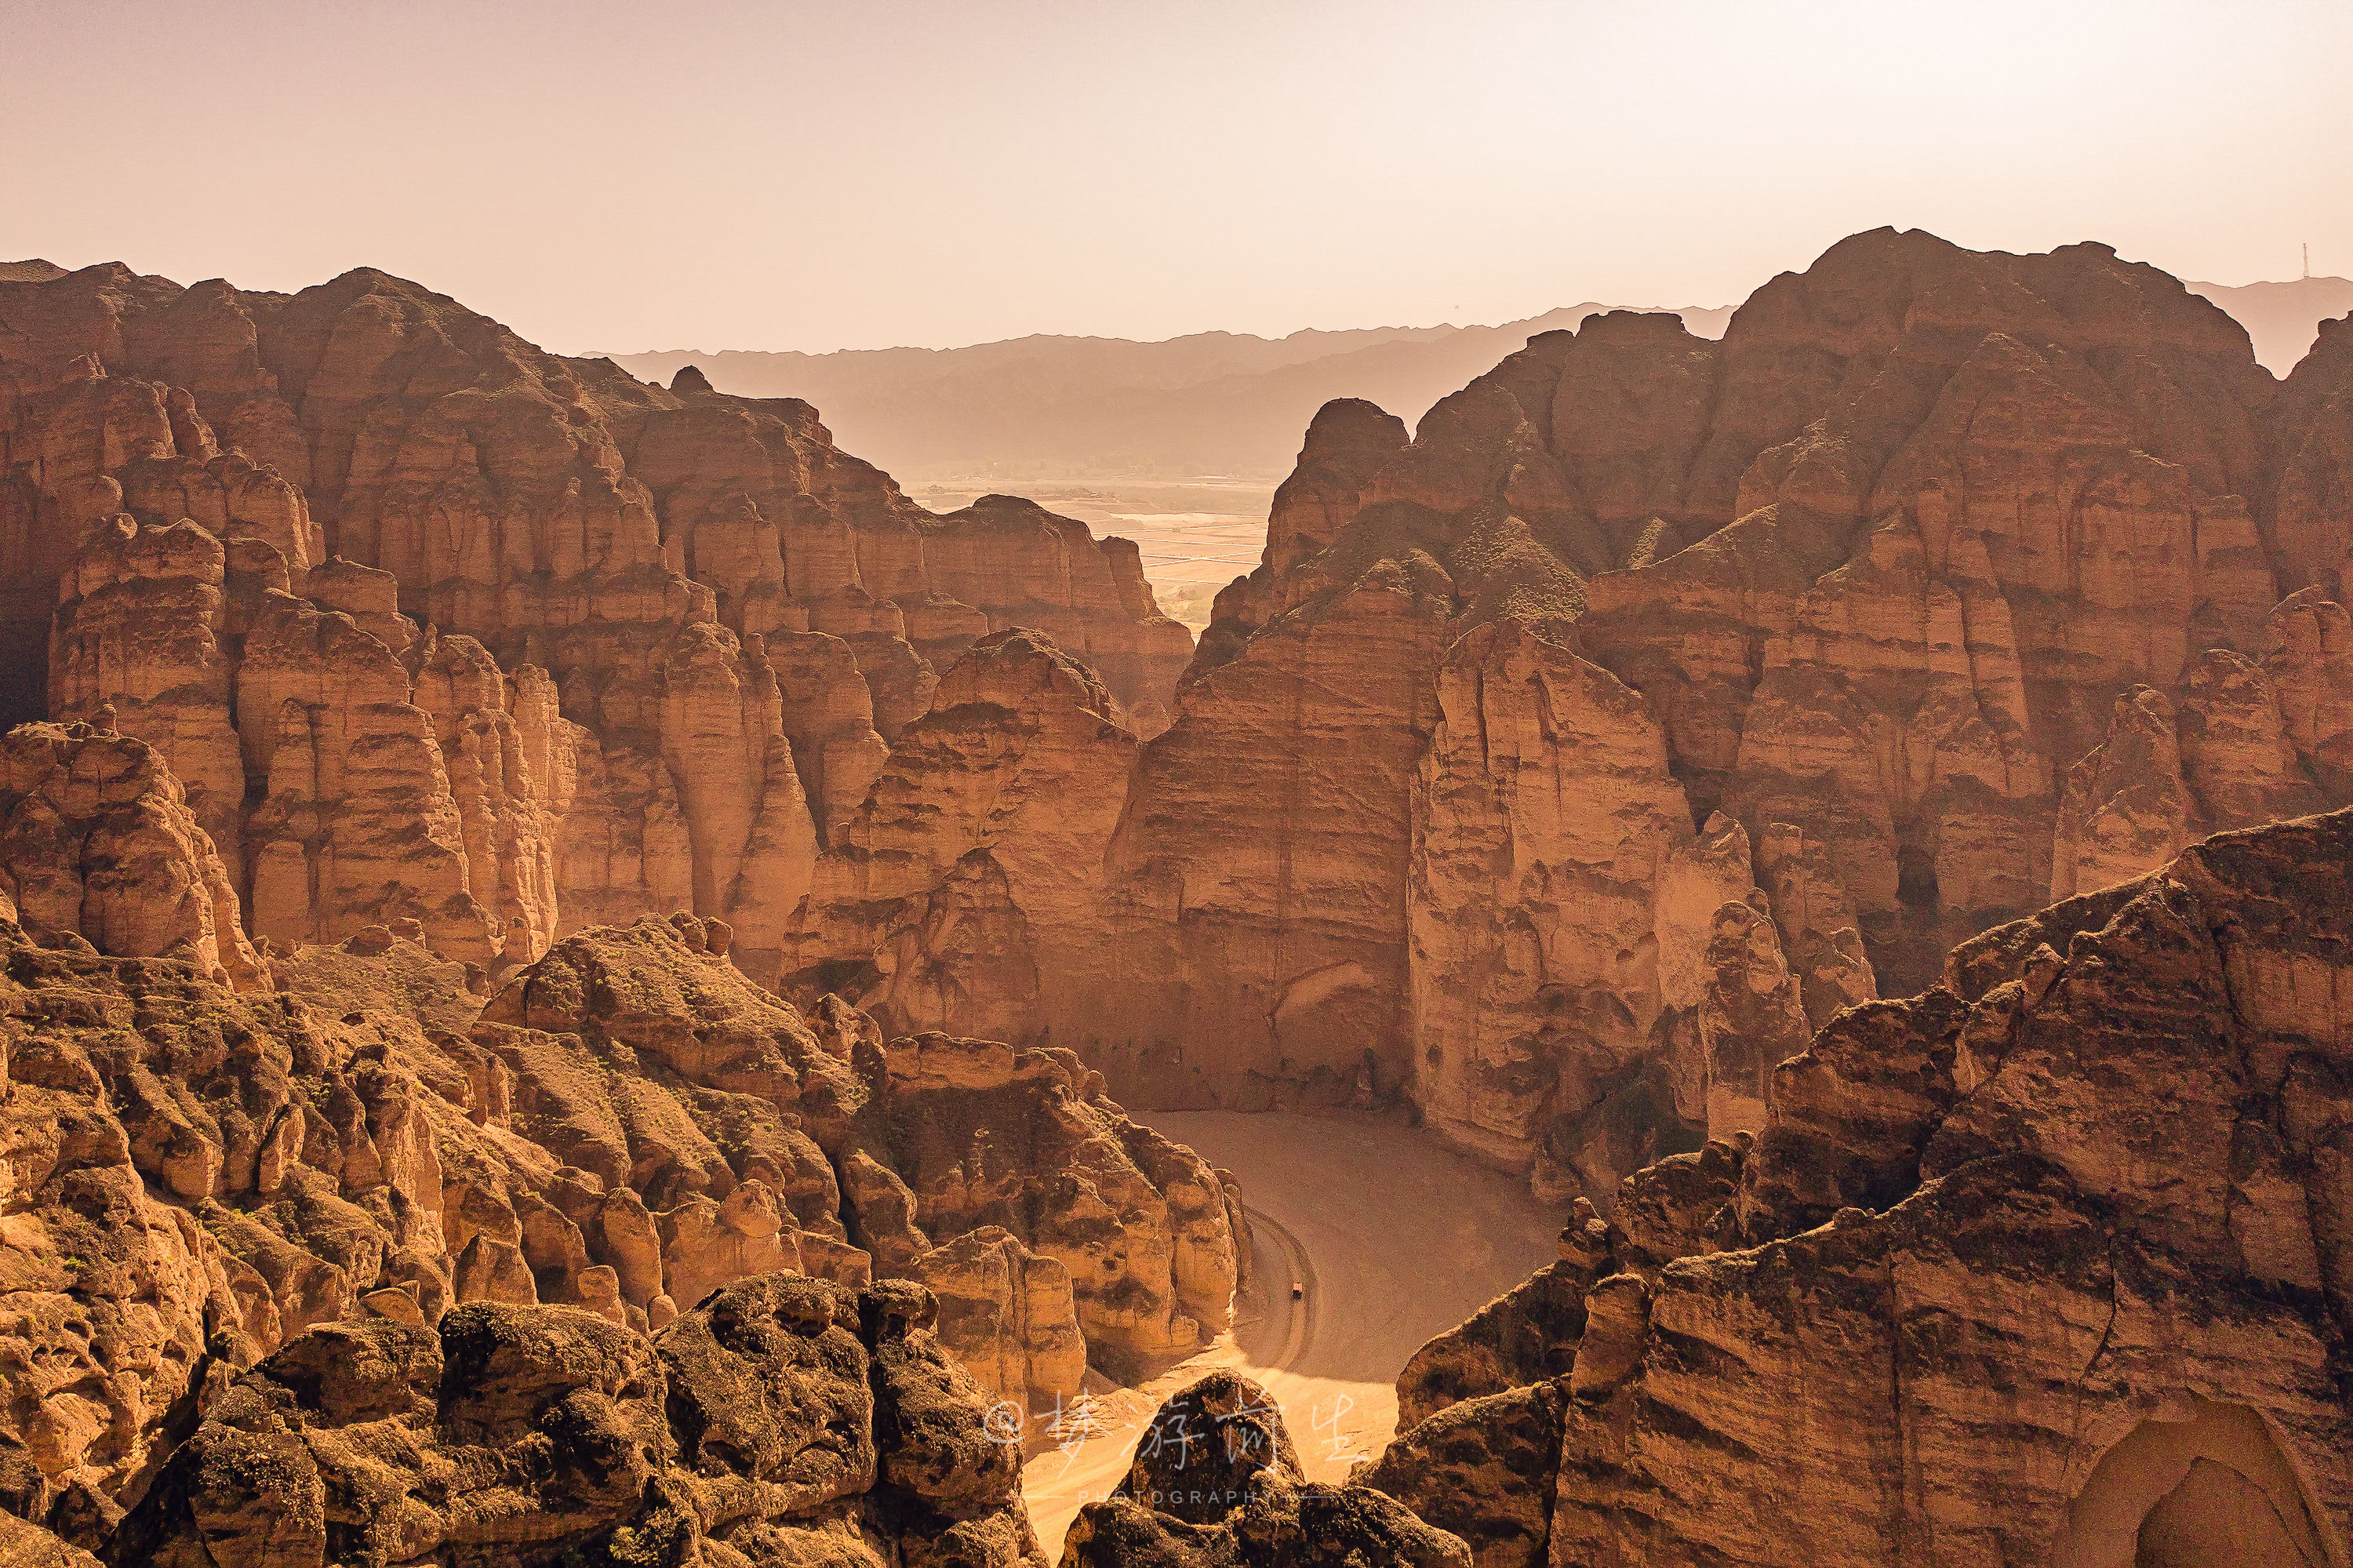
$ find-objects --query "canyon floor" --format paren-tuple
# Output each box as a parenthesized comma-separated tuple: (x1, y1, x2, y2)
(1020, 1110, 1562, 1555)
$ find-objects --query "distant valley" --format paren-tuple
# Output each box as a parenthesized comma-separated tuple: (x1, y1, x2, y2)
(603, 276, 2353, 489)
(602, 303, 1734, 482)
(2188, 273, 2353, 372)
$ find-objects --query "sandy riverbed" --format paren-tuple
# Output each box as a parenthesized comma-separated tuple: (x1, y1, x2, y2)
(1018, 1109, 1562, 1556)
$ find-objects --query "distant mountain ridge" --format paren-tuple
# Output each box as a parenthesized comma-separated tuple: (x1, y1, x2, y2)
(2186, 275, 2353, 373)
(601, 304, 1736, 480)
(603, 277, 2352, 479)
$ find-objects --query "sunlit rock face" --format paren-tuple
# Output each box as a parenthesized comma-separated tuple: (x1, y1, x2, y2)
(1368, 807, 2353, 1568)
(0, 259, 1190, 975)
(15, 237, 2351, 1217)
(780, 627, 1143, 1050)
(0, 258, 1249, 1557)
(0, 818, 1233, 1552)
(477, 919, 1237, 1401)
(966, 229, 2353, 1207)
(0, 719, 260, 985)
(112, 1274, 1049, 1568)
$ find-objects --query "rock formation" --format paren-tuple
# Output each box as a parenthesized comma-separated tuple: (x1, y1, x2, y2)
(1, 259, 1191, 984)
(1061, 1371, 1472, 1567)
(780, 628, 1144, 1049)
(10, 229, 2353, 1564)
(2271, 309, 2353, 594)
(789, 230, 2353, 1210)
(476, 918, 1236, 1405)
(0, 733, 1235, 1555)
(0, 719, 257, 985)
(16, 238, 2351, 1220)
(1365, 806, 2353, 1566)
(112, 1273, 1046, 1567)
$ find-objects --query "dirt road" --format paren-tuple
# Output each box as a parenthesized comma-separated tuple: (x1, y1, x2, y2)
(1018, 1109, 1561, 1556)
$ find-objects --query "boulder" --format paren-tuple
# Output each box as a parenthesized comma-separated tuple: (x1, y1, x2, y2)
(1062, 1371, 1471, 1567)
(113, 1273, 1048, 1567)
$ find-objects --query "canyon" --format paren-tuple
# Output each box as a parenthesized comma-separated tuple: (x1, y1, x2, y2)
(14, 236, 2352, 1219)
(0, 227, 2349, 1565)
(2, 257, 1195, 990)
(1020, 803, 2353, 1567)
(784, 228, 2353, 1218)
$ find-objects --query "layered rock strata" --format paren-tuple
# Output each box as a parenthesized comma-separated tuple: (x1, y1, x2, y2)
(0, 719, 257, 985)
(821, 231, 2353, 1209)
(478, 919, 1237, 1402)
(1365, 806, 2353, 1567)
(0, 784, 1233, 1552)
(1, 260, 1190, 980)
(780, 628, 1143, 1048)
(19, 239, 2353, 1221)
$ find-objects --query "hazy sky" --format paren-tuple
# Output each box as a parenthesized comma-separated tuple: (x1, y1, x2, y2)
(6, 0, 2348, 354)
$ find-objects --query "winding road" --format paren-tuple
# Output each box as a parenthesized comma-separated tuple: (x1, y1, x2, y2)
(1243, 1206, 1314, 1372)
(1020, 1110, 1560, 1556)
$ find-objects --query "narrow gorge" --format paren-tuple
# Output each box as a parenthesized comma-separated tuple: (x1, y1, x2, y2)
(2, 226, 2350, 1565)
(785, 230, 2353, 1211)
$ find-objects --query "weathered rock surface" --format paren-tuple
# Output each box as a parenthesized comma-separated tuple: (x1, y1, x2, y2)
(1368, 806, 2353, 1566)
(477, 918, 1238, 1404)
(0, 1515, 99, 1568)
(0, 914, 442, 1540)
(2050, 645, 2329, 900)
(782, 628, 1142, 1050)
(918, 496, 1193, 740)
(1353, 1381, 1564, 1568)
(0, 762, 1233, 1555)
(1060, 1371, 1472, 1567)
(0, 720, 258, 985)
(2270, 309, 2353, 593)
(10, 231, 2353, 1564)
(112, 1272, 1047, 1568)
(1, 259, 1191, 978)
(887, 230, 2352, 1213)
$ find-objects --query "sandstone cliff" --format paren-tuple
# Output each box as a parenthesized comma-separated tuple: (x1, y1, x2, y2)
(19, 239, 2350, 1224)
(1, 260, 1191, 983)
(859, 231, 2351, 1212)
(0, 719, 258, 986)
(780, 628, 1143, 1051)
(1366, 806, 2353, 1567)
(0, 770, 1234, 1553)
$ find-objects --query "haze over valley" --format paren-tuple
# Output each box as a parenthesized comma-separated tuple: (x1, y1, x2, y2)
(603, 278, 2352, 486)
(6, 3, 2352, 1566)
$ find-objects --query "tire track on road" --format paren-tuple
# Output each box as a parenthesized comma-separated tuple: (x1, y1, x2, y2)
(1242, 1204, 1317, 1373)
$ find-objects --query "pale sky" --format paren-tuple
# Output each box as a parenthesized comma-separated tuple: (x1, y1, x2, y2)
(5, 0, 2348, 354)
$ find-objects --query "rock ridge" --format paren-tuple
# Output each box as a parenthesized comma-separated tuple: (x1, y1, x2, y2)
(802, 229, 2353, 1215)
(1365, 805, 2353, 1567)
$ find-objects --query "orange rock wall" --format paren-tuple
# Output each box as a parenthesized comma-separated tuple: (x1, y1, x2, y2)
(1, 261, 1191, 974)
